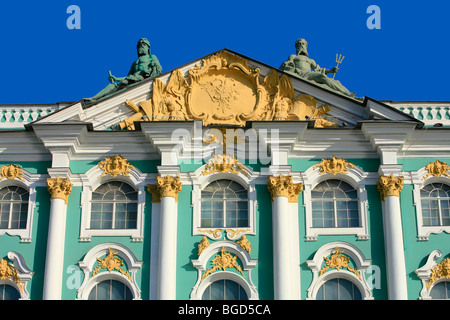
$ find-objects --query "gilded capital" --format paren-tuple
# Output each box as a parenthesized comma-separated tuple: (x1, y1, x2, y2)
(147, 175, 182, 203)
(46, 176, 73, 204)
(267, 175, 303, 203)
(377, 174, 404, 202)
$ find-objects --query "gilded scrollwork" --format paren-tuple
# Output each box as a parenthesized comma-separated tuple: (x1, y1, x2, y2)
(422, 160, 450, 180)
(90, 248, 132, 282)
(201, 247, 245, 281)
(237, 235, 251, 254)
(0, 258, 23, 292)
(98, 155, 135, 178)
(267, 175, 303, 203)
(0, 164, 25, 182)
(427, 257, 450, 290)
(313, 156, 356, 175)
(197, 236, 210, 257)
(147, 175, 182, 202)
(319, 247, 361, 280)
(119, 52, 337, 129)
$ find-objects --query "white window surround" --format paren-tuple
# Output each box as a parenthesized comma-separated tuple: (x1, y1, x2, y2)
(191, 165, 257, 241)
(0, 252, 34, 300)
(79, 165, 148, 242)
(306, 241, 373, 300)
(77, 242, 143, 300)
(415, 249, 447, 300)
(302, 165, 370, 241)
(0, 169, 41, 243)
(412, 169, 450, 241)
(190, 240, 258, 300)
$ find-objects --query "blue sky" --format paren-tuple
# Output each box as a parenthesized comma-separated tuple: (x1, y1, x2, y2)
(1, 0, 449, 104)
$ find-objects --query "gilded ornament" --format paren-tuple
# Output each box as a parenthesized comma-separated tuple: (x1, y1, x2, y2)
(119, 52, 337, 128)
(426, 257, 450, 290)
(46, 176, 72, 204)
(197, 236, 210, 257)
(91, 248, 132, 282)
(201, 247, 245, 281)
(377, 174, 404, 202)
(267, 175, 303, 203)
(319, 247, 361, 280)
(422, 160, 450, 180)
(237, 235, 251, 254)
(98, 155, 135, 178)
(201, 153, 250, 177)
(0, 164, 25, 182)
(313, 156, 356, 175)
(147, 175, 182, 202)
(0, 258, 23, 292)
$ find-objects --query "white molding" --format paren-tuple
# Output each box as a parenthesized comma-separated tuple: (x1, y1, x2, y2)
(306, 241, 373, 300)
(302, 165, 370, 241)
(415, 249, 444, 300)
(77, 242, 143, 300)
(190, 240, 258, 300)
(1, 252, 34, 300)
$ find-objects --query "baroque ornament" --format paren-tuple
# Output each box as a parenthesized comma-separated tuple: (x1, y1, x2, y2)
(197, 236, 210, 257)
(422, 160, 450, 180)
(0, 258, 23, 292)
(237, 235, 251, 254)
(319, 247, 361, 280)
(46, 176, 72, 204)
(426, 257, 450, 291)
(201, 247, 245, 281)
(98, 155, 135, 177)
(201, 153, 249, 177)
(313, 156, 356, 175)
(377, 174, 404, 202)
(0, 164, 25, 182)
(91, 248, 132, 282)
(119, 52, 337, 129)
(267, 175, 303, 203)
(147, 175, 182, 203)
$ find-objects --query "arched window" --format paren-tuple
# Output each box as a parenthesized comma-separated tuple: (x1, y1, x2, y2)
(87, 279, 133, 300)
(0, 284, 20, 300)
(316, 278, 362, 300)
(420, 183, 450, 226)
(202, 279, 248, 300)
(200, 180, 248, 228)
(0, 186, 29, 229)
(90, 181, 138, 229)
(311, 180, 359, 228)
(430, 281, 450, 300)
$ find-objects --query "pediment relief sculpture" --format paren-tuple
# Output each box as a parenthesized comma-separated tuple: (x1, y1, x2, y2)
(119, 52, 337, 130)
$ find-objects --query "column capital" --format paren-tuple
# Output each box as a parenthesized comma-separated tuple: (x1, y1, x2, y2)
(377, 174, 404, 202)
(267, 175, 303, 203)
(147, 175, 182, 203)
(46, 176, 72, 204)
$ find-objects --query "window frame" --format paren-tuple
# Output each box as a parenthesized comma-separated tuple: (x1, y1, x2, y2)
(0, 172, 38, 243)
(303, 165, 370, 241)
(79, 164, 146, 242)
(192, 170, 257, 241)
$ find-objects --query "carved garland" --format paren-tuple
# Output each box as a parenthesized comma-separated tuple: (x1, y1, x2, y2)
(0, 164, 25, 182)
(313, 156, 356, 175)
(98, 155, 135, 178)
(426, 257, 450, 291)
(201, 247, 245, 281)
(90, 248, 132, 282)
(422, 160, 450, 180)
(319, 247, 361, 280)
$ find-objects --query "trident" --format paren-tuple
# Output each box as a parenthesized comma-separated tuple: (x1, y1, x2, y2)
(332, 54, 345, 79)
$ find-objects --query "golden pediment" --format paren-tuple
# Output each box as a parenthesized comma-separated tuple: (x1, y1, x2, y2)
(119, 52, 337, 129)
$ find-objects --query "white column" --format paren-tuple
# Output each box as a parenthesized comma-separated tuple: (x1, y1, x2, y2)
(272, 196, 292, 300)
(378, 174, 408, 300)
(157, 196, 178, 300)
(148, 175, 182, 300)
(267, 175, 302, 300)
(43, 177, 72, 300)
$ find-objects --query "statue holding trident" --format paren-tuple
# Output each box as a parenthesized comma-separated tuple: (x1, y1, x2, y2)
(280, 38, 355, 98)
(84, 38, 162, 104)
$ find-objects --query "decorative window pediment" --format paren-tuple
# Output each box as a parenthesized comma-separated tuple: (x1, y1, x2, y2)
(0, 252, 34, 300)
(415, 249, 450, 300)
(77, 243, 143, 300)
(306, 241, 373, 300)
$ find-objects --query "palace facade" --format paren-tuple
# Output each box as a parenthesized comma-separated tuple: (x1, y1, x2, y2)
(1, 48, 450, 300)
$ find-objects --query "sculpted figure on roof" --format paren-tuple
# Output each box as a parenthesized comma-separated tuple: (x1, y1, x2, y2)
(280, 38, 355, 98)
(84, 38, 162, 104)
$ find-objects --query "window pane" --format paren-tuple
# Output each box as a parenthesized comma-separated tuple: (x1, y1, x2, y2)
(316, 278, 362, 300)
(202, 280, 248, 300)
(430, 282, 449, 300)
(0, 284, 20, 300)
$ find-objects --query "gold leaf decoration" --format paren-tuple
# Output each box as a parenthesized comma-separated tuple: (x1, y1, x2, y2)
(426, 257, 450, 291)
(0, 258, 23, 292)
(313, 156, 356, 175)
(267, 175, 303, 203)
(98, 155, 135, 178)
(0, 164, 25, 182)
(90, 248, 132, 282)
(201, 247, 245, 281)
(423, 160, 450, 180)
(377, 174, 404, 202)
(319, 247, 360, 280)
(201, 153, 250, 177)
